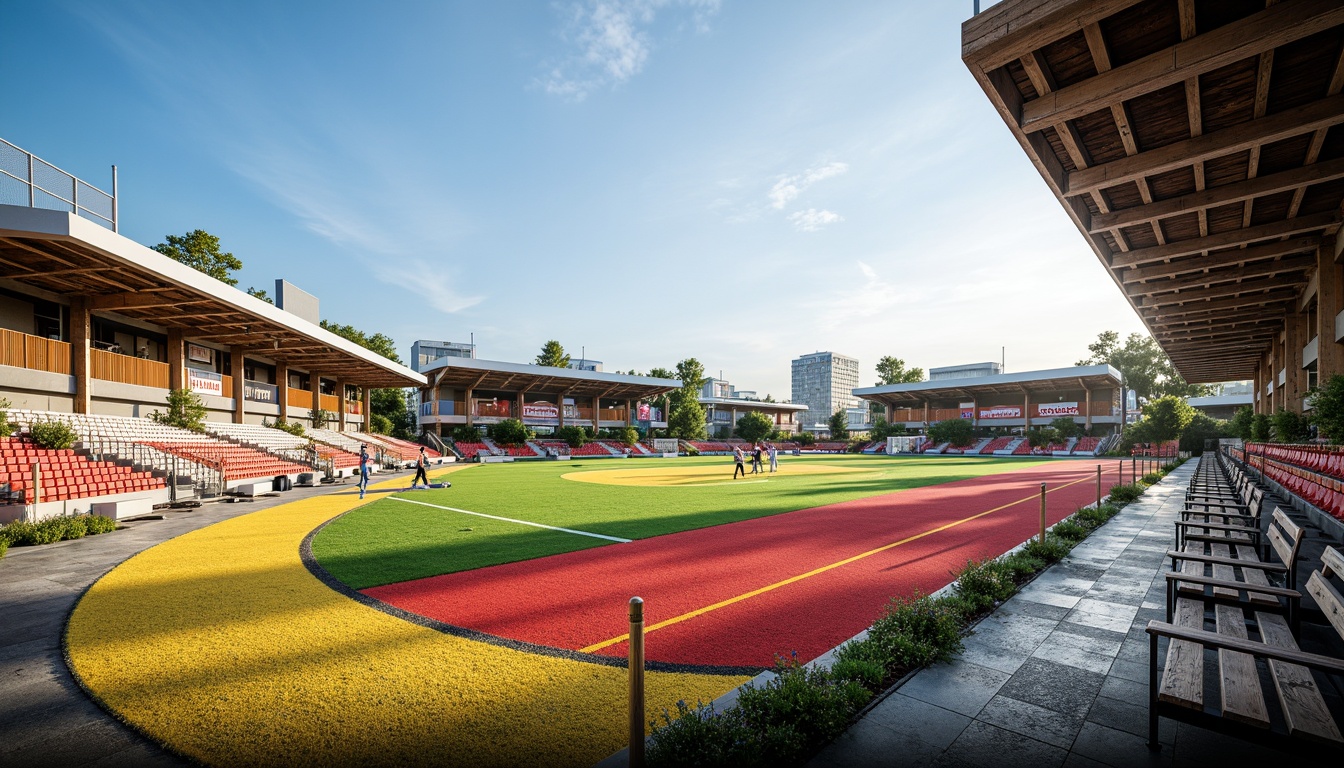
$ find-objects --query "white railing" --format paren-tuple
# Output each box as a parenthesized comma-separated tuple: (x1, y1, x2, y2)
(0, 137, 117, 231)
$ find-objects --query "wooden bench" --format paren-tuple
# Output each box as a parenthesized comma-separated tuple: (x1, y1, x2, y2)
(1146, 546, 1344, 752)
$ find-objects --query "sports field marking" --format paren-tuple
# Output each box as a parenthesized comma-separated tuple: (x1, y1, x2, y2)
(562, 462, 867, 487)
(388, 497, 633, 543)
(579, 474, 1092, 652)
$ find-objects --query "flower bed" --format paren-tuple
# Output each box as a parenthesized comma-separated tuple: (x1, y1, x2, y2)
(0, 513, 117, 556)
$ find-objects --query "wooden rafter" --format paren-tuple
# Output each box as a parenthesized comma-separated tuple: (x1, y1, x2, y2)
(1144, 291, 1298, 319)
(1136, 276, 1302, 307)
(1111, 212, 1337, 268)
(1124, 257, 1313, 295)
(1120, 237, 1319, 283)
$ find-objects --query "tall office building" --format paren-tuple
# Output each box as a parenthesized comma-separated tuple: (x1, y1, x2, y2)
(410, 340, 475, 373)
(791, 351, 860, 429)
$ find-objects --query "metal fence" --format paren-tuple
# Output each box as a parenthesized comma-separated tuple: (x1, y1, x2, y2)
(0, 137, 117, 231)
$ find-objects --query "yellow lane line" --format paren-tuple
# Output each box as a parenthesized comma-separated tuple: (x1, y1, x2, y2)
(579, 474, 1092, 653)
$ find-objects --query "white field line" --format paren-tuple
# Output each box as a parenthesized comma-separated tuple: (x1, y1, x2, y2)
(388, 497, 632, 543)
(695, 479, 769, 486)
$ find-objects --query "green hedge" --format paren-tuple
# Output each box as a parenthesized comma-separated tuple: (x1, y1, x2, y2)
(647, 500, 1128, 767)
(0, 514, 117, 549)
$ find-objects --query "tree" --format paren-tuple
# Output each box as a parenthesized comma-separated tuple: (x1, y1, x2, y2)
(150, 388, 207, 432)
(535, 340, 570, 368)
(927, 418, 974, 448)
(1076, 331, 1212, 405)
(556, 425, 588, 448)
(618, 426, 639, 447)
(1049, 416, 1082, 440)
(1309, 376, 1344, 444)
(1135, 395, 1196, 443)
(321, 321, 402, 364)
(875, 356, 924, 385)
(668, 399, 707, 440)
(736, 411, 774, 443)
(1228, 406, 1255, 441)
(1270, 408, 1310, 444)
(320, 320, 410, 438)
(247, 287, 273, 304)
(308, 407, 331, 430)
(1027, 427, 1060, 448)
(1250, 413, 1271, 442)
(828, 409, 849, 440)
(487, 418, 533, 446)
(153, 230, 242, 285)
(1179, 412, 1228, 455)
(670, 359, 706, 409)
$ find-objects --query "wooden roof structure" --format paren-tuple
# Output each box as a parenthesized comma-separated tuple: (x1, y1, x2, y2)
(963, 0, 1344, 383)
(0, 206, 424, 388)
(426, 358, 681, 401)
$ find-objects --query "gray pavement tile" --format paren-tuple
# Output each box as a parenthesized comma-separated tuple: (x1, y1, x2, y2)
(1015, 586, 1083, 610)
(998, 658, 1105, 719)
(1005, 598, 1071, 622)
(958, 612, 1057, 674)
(1063, 753, 1114, 768)
(898, 661, 1011, 718)
(975, 694, 1085, 749)
(808, 710, 949, 768)
(1086, 693, 1174, 745)
(933, 720, 1067, 768)
(1063, 609, 1134, 634)
(1169, 722, 1290, 767)
(1052, 622, 1125, 652)
(1070, 722, 1173, 767)
(1107, 658, 1153, 685)
(1097, 676, 1148, 708)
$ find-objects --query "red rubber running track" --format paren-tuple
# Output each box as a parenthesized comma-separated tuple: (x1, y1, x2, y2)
(365, 460, 1117, 668)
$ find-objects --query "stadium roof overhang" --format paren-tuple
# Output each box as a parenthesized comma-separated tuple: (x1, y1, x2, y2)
(854, 365, 1121, 407)
(962, 0, 1344, 384)
(424, 357, 681, 400)
(0, 205, 424, 389)
(698, 397, 808, 412)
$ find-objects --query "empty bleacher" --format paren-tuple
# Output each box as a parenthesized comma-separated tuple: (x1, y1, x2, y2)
(204, 422, 361, 471)
(1, 436, 165, 504)
(979, 436, 1013, 455)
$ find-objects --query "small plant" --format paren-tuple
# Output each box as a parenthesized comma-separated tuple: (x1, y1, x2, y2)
(0, 537, 7, 558)
(954, 557, 1017, 613)
(265, 416, 306, 437)
(0, 514, 116, 547)
(849, 592, 964, 671)
(619, 426, 640, 447)
(308, 407, 331, 430)
(1141, 471, 1162, 485)
(1050, 519, 1089, 543)
(151, 388, 207, 432)
(555, 425, 588, 448)
(28, 420, 78, 450)
(84, 514, 117, 534)
(1021, 534, 1072, 564)
(0, 396, 13, 438)
(1107, 483, 1144, 504)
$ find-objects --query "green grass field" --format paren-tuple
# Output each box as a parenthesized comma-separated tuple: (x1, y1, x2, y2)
(311, 454, 1051, 590)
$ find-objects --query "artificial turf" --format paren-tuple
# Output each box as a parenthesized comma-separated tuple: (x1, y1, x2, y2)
(312, 455, 1052, 589)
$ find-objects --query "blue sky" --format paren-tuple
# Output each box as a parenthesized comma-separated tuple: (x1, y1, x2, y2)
(2, 0, 1146, 399)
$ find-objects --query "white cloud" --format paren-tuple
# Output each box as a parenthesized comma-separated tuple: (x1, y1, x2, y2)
(768, 161, 848, 209)
(789, 208, 843, 232)
(542, 0, 722, 100)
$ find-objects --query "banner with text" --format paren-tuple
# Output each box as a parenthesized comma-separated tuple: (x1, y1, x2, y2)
(978, 405, 1022, 419)
(960, 402, 975, 419)
(522, 403, 560, 419)
(244, 381, 277, 403)
(1036, 402, 1080, 417)
(187, 368, 223, 397)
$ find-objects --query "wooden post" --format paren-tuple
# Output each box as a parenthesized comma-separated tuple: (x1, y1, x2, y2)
(1039, 483, 1047, 544)
(337, 378, 347, 431)
(628, 597, 645, 768)
(465, 387, 474, 428)
(1319, 235, 1344, 383)
(231, 349, 245, 423)
(70, 296, 91, 415)
(276, 362, 289, 421)
(362, 386, 372, 433)
(167, 328, 185, 390)
(1084, 388, 1092, 430)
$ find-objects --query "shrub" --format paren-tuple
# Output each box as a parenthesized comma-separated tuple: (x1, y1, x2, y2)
(847, 592, 964, 671)
(1179, 412, 1229, 455)
(1021, 534, 1072, 564)
(266, 417, 305, 437)
(954, 558, 1017, 613)
(1310, 375, 1344, 444)
(927, 418, 974, 448)
(0, 514, 116, 547)
(619, 426, 640, 447)
(1050, 519, 1089, 543)
(1107, 483, 1144, 504)
(308, 407, 331, 430)
(1270, 408, 1311, 443)
(1075, 503, 1118, 528)
(555, 425, 588, 448)
(450, 425, 481, 443)
(828, 656, 884, 692)
(150, 388, 207, 432)
(85, 514, 117, 534)
(0, 396, 13, 438)
(733, 658, 870, 756)
(486, 418, 533, 446)
(0, 538, 7, 558)
(1141, 471, 1162, 485)
(1250, 413, 1271, 442)
(28, 420, 78, 450)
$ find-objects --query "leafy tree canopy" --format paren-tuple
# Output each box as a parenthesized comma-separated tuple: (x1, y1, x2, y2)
(1133, 395, 1196, 443)
(1228, 406, 1254, 441)
(1309, 376, 1344, 444)
(1076, 331, 1211, 404)
(1049, 416, 1083, 440)
(875, 356, 925, 385)
(320, 320, 402, 364)
(735, 411, 774, 443)
(828, 409, 849, 440)
(668, 399, 707, 440)
(1270, 408, 1311, 444)
(153, 230, 242, 286)
(247, 287, 273, 304)
(927, 418, 974, 448)
(1250, 412, 1271, 442)
(487, 418, 533, 446)
(535, 340, 570, 368)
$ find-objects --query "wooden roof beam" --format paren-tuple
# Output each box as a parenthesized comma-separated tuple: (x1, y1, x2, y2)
(963, 0, 1153, 72)
(1120, 236, 1319, 283)
(90, 292, 205, 310)
(1091, 157, 1344, 233)
(1137, 276, 1301, 307)
(1125, 255, 1313, 295)
(1112, 212, 1337, 268)
(1066, 94, 1344, 197)
(1289, 42, 1344, 218)
(1144, 289, 1298, 318)
(1020, 0, 1344, 132)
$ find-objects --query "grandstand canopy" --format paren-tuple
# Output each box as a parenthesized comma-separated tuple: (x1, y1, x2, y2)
(0, 205, 423, 388)
(962, 0, 1344, 383)
(423, 357, 681, 400)
(854, 365, 1121, 407)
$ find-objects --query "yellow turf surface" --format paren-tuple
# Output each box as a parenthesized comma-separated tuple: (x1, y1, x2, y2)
(562, 461, 870, 486)
(65, 467, 747, 767)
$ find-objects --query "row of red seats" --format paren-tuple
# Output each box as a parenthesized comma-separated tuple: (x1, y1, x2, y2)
(502, 445, 537, 457)
(1230, 446, 1344, 522)
(1, 438, 165, 503)
(571, 443, 612, 456)
(1073, 437, 1101, 453)
(454, 442, 489, 459)
(979, 437, 1013, 454)
(144, 442, 309, 480)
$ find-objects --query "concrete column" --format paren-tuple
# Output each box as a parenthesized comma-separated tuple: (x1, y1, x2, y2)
(337, 378, 347, 431)
(276, 362, 289, 421)
(1319, 235, 1344, 383)
(626, 398, 633, 427)
(167, 328, 184, 390)
(70, 297, 90, 414)
(923, 401, 929, 424)
(1253, 364, 1262, 415)
(231, 349, 245, 423)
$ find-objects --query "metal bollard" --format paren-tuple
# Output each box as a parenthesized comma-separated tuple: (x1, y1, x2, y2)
(1039, 482, 1047, 544)
(629, 597, 645, 768)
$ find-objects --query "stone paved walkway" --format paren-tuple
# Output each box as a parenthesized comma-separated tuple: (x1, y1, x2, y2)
(810, 462, 1307, 768)
(0, 472, 419, 768)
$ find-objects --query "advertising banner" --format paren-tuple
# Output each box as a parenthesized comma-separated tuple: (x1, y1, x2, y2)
(187, 343, 214, 364)
(653, 438, 680, 454)
(960, 402, 975, 419)
(978, 405, 1021, 419)
(244, 381, 277, 403)
(637, 403, 651, 421)
(1037, 401, 1080, 417)
(187, 368, 223, 397)
(522, 403, 559, 419)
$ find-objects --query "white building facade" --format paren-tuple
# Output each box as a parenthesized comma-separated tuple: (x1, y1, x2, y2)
(791, 351, 860, 430)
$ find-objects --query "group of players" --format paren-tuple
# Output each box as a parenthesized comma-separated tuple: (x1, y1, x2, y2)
(732, 443, 779, 478)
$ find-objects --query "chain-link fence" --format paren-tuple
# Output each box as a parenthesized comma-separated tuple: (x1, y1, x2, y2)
(0, 137, 116, 231)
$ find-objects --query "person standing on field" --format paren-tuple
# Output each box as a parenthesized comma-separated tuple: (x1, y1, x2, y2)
(751, 443, 763, 474)
(733, 446, 746, 479)
(358, 444, 370, 499)
(411, 446, 430, 488)
(768, 444, 778, 473)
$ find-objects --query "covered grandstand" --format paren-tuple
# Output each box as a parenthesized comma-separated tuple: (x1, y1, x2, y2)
(962, 0, 1344, 411)
(854, 364, 1123, 433)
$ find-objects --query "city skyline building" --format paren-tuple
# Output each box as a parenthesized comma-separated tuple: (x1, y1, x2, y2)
(791, 351, 860, 429)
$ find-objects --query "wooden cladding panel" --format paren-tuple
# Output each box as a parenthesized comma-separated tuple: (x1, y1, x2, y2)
(319, 393, 340, 413)
(1268, 28, 1344, 115)
(287, 388, 314, 411)
(90, 348, 169, 389)
(1100, 0, 1182, 69)
(0, 329, 72, 375)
